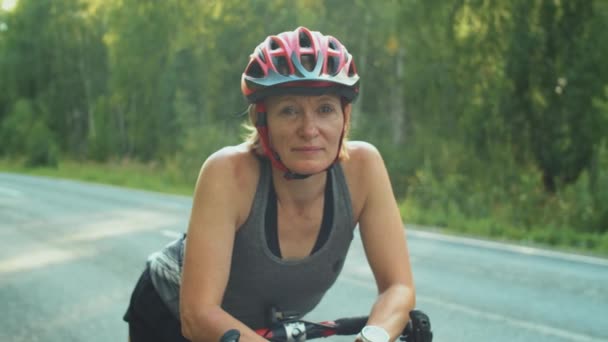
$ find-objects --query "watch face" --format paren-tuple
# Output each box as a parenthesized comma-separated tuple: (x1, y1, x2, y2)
(361, 325, 390, 342)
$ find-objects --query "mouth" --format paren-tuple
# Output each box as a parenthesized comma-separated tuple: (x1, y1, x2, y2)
(292, 146, 324, 152)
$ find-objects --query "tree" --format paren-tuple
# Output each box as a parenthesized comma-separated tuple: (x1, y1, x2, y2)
(502, 0, 605, 193)
(0, 0, 108, 158)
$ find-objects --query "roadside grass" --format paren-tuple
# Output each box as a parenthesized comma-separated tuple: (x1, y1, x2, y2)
(0, 158, 194, 196)
(400, 199, 608, 258)
(2, 157, 606, 258)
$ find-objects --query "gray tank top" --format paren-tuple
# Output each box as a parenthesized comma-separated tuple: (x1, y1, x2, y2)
(148, 158, 356, 329)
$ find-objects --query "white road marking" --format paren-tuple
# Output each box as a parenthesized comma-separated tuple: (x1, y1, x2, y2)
(417, 295, 606, 342)
(341, 275, 606, 342)
(408, 229, 608, 267)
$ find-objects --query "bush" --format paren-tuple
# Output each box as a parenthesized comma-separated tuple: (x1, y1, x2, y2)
(165, 124, 238, 185)
(0, 98, 59, 167)
(398, 139, 608, 255)
(87, 96, 115, 162)
(0, 98, 35, 155)
(25, 120, 59, 167)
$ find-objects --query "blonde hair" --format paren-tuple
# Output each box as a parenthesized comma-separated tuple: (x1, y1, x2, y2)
(242, 103, 351, 161)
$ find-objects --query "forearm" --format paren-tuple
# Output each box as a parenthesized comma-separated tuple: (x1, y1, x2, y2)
(181, 305, 267, 342)
(366, 284, 416, 341)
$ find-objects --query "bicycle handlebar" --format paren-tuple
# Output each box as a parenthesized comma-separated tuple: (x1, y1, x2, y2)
(220, 310, 432, 342)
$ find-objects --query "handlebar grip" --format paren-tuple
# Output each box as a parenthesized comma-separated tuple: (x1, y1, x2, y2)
(333, 316, 368, 335)
(334, 310, 432, 341)
(406, 310, 433, 342)
(220, 329, 241, 342)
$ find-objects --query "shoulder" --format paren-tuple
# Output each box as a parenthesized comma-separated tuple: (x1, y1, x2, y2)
(340, 141, 387, 219)
(342, 141, 386, 180)
(195, 143, 260, 226)
(199, 143, 259, 182)
(344, 141, 384, 165)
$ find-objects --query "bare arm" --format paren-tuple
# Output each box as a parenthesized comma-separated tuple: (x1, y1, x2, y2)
(355, 143, 416, 341)
(179, 150, 267, 342)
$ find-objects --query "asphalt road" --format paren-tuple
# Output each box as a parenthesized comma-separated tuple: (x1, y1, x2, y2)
(1, 172, 607, 342)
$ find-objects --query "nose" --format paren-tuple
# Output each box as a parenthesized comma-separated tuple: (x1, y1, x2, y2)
(297, 111, 319, 139)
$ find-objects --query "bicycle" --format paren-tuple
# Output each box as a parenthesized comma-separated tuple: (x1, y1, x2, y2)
(220, 309, 432, 342)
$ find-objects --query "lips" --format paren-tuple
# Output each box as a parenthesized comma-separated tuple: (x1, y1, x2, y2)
(292, 146, 323, 152)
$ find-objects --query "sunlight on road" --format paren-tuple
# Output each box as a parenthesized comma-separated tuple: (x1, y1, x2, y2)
(0, 247, 95, 275)
(0, 208, 182, 275)
(56, 209, 181, 243)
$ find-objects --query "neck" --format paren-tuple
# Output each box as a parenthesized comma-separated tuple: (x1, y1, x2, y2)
(271, 167, 327, 208)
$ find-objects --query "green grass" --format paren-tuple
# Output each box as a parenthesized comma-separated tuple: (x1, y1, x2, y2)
(400, 199, 608, 258)
(2, 157, 606, 259)
(0, 158, 194, 196)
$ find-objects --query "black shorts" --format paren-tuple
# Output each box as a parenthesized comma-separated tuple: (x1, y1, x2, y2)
(123, 266, 191, 342)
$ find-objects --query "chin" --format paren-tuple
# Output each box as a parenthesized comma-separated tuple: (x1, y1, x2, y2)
(288, 160, 332, 175)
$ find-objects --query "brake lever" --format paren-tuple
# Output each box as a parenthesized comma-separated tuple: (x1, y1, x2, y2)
(268, 306, 301, 325)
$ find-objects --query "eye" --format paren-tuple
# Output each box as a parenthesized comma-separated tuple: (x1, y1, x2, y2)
(319, 104, 336, 114)
(280, 106, 298, 116)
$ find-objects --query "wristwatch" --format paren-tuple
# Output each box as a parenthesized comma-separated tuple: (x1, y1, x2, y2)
(359, 325, 390, 342)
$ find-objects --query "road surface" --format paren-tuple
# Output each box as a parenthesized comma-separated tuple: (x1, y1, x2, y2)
(1, 172, 606, 342)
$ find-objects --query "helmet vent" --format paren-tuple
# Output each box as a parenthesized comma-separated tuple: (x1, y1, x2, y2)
(301, 54, 315, 72)
(299, 32, 312, 48)
(327, 56, 338, 75)
(275, 56, 290, 75)
(270, 39, 280, 50)
(347, 61, 357, 77)
(328, 39, 338, 51)
(246, 60, 265, 78)
(257, 51, 266, 63)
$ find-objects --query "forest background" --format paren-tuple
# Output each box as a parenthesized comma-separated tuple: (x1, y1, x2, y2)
(1, 0, 607, 255)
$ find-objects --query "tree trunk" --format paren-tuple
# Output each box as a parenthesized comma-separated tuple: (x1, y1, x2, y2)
(352, 12, 371, 129)
(390, 46, 406, 145)
(542, 170, 556, 194)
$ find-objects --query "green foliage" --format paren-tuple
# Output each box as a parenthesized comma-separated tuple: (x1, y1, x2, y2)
(400, 140, 608, 252)
(168, 123, 240, 183)
(0, 0, 108, 157)
(166, 83, 242, 182)
(87, 96, 117, 162)
(499, 0, 604, 192)
(0, 98, 35, 155)
(0, 98, 58, 166)
(25, 119, 59, 167)
(1, 0, 608, 254)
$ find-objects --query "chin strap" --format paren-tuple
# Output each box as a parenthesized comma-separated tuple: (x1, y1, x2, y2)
(255, 102, 345, 180)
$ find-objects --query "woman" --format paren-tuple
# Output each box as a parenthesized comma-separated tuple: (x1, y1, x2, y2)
(124, 26, 415, 342)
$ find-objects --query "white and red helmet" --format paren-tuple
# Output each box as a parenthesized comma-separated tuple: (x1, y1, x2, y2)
(241, 27, 359, 103)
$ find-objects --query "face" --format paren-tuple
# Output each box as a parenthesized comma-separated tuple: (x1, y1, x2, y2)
(264, 94, 350, 175)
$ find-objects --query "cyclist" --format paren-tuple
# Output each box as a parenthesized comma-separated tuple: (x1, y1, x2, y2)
(123, 26, 416, 342)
